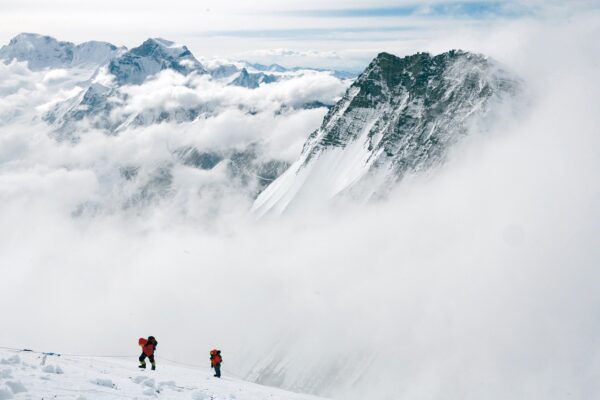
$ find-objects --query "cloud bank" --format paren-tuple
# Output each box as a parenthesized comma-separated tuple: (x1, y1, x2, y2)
(0, 9, 599, 400)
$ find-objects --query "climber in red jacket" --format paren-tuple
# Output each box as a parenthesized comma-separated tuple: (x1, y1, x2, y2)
(210, 349, 222, 378)
(138, 336, 158, 370)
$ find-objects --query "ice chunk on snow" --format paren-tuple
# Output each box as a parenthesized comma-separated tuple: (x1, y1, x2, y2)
(0, 356, 20, 365)
(142, 378, 156, 388)
(5, 381, 26, 394)
(41, 364, 63, 374)
(0, 387, 12, 400)
(92, 378, 116, 388)
(192, 391, 211, 400)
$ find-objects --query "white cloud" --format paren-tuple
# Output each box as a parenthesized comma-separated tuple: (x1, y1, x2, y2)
(0, 6, 599, 400)
(42, 68, 69, 83)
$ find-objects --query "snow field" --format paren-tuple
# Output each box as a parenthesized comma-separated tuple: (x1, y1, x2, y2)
(0, 349, 328, 400)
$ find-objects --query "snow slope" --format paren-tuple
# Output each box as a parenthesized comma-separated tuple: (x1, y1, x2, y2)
(0, 348, 329, 400)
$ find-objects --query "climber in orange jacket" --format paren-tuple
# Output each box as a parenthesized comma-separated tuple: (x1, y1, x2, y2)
(210, 349, 222, 378)
(138, 336, 158, 370)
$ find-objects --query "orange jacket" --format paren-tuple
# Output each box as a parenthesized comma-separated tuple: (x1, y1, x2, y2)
(139, 338, 157, 356)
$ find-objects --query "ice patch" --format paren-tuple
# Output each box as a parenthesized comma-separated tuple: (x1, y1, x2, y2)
(158, 380, 182, 392)
(142, 378, 156, 388)
(0, 369, 11, 378)
(191, 391, 211, 400)
(0, 356, 20, 365)
(143, 387, 157, 396)
(0, 387, 12, 400)
(41, 364, 64, 374)
(92, 378, 116, 388)
(5, 381, 26, 394)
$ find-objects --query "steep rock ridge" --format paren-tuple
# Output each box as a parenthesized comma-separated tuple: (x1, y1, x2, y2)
(44, 83, 120, 139)
(0, 33, 122, 70)
(253, 50, 520, 217)
(108, 38, 206, 85)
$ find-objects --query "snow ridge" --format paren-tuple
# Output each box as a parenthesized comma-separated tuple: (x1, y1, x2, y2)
(0, 348, 328, 400)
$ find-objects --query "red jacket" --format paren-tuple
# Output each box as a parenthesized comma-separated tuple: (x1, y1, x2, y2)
(139, 338, 157, 356)
(210, 350, 222, 366)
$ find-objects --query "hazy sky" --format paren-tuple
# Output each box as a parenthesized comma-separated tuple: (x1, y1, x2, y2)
(1, 0, 596, 70)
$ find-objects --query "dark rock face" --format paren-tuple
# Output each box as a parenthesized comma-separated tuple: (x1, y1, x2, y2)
(253, 50, 521, 216)
(307, 50, 519, 172)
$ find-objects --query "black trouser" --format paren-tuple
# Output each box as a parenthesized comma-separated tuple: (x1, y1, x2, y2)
(213, 363, 221, 377)
(139, 353, 155, 368)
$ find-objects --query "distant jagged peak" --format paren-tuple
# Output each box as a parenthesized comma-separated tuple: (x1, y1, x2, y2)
(228, 67, 279, 89)
(132, 38, 193, 59)
(108, 37, 206, 85)
(9, 32, 65, 45)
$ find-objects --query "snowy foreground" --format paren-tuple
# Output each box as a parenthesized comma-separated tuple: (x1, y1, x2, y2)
(0, 349, 328, 400)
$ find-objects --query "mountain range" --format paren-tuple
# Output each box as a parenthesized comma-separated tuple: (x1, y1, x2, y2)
(0, 33, 520, 218)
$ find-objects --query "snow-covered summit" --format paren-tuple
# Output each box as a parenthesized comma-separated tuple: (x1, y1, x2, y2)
(108, 38, 206, 85)
(0, 33, 122, 70)
(0, 348, 328, 400)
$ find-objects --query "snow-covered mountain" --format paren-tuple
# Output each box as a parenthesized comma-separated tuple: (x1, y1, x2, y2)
(0, 33, 350, 215)
(229, 68, 279, 89)
(108, 38, 206, 85)
(0, 32, 122, 70)
(253, 50, 520, 217)
(20, 33, 347, 137)
(245, 62, 287, 73)
(0, 348, 328, 400)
